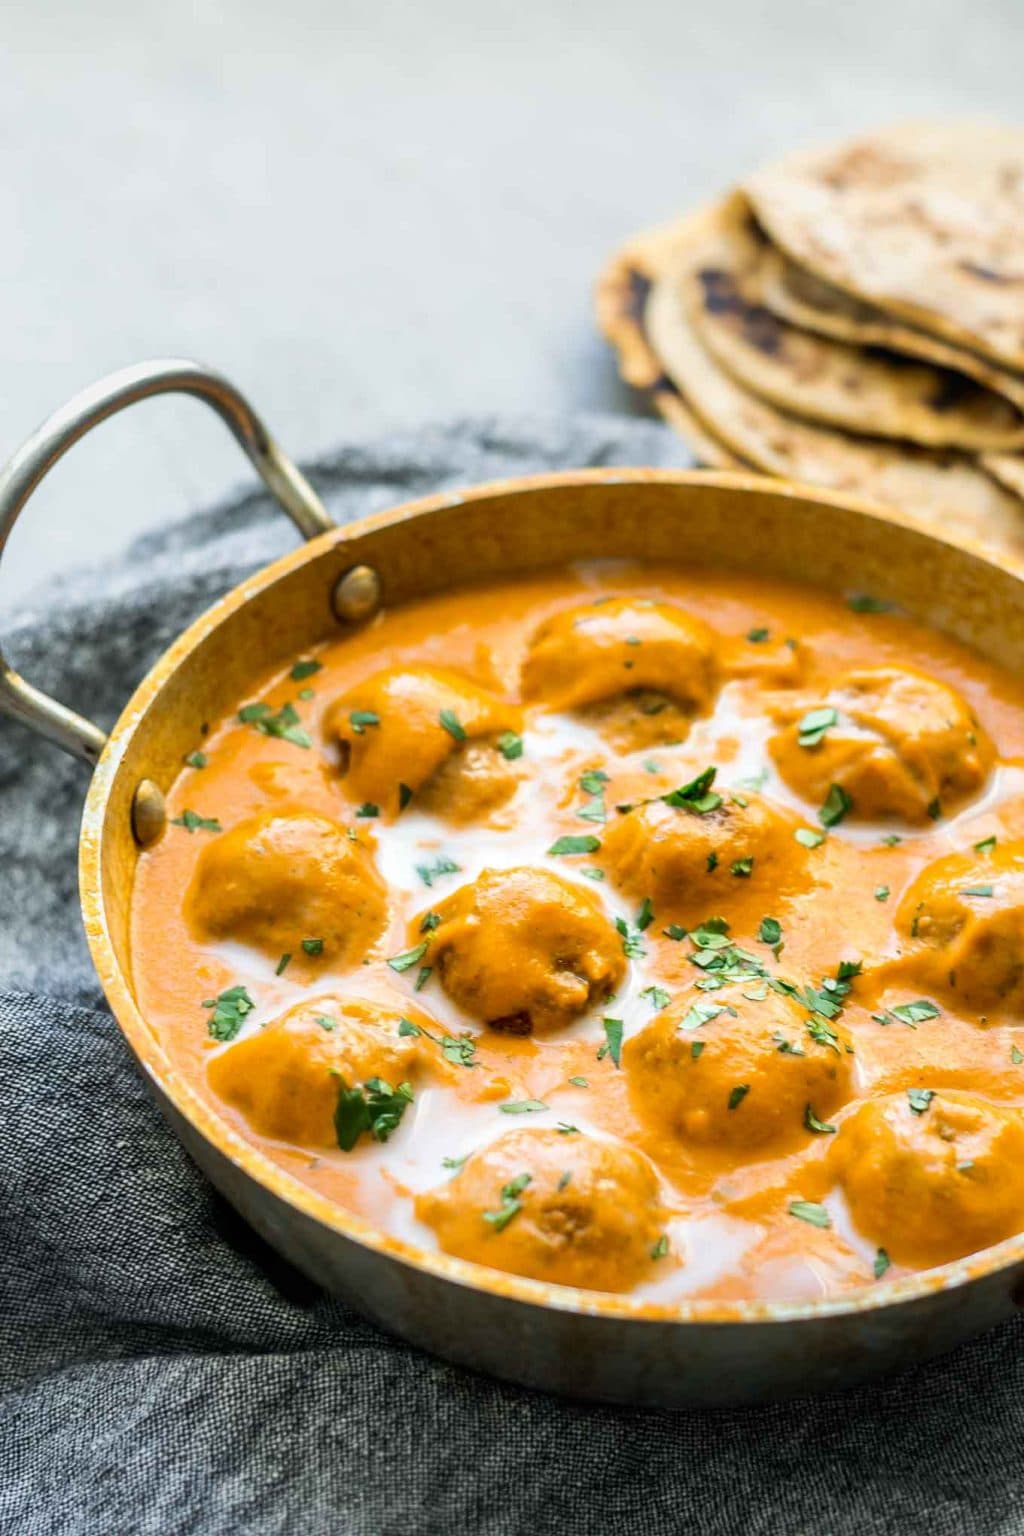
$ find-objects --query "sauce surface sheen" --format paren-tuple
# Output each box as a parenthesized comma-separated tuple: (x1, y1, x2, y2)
(130, 561, 1024, 1305)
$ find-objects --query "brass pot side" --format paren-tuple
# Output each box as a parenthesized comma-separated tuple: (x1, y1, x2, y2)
(77, 467, 1024, 1407)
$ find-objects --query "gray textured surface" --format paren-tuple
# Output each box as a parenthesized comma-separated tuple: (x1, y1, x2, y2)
(1, 0, 1022, 606)
(5, 415, 1024, 1536)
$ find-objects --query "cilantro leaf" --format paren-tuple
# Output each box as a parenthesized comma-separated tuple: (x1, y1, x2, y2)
(388, 941, 429, 973)
(548, 834, 602, 856)
(439, 708, 466, 742)
(597, 1017, 624, 1068)
(334, 1077, 414, 1150)
(797, 706, 838, 749)
(661, 766, 722, 816)
(819, 784, 853, 828)
(497, 731, 523, 760)
(290, 658, 322, 681)
(172, 809, 221, 833)
(203, 984, 255, 1042)
(788, 1200, 831, 1228)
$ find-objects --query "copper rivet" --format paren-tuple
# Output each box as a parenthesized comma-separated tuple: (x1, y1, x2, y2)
(332, 563, 382, 624)
(131, 778, 167, 847)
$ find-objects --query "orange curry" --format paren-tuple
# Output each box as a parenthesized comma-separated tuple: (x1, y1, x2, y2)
(131, 563, 1024, 1304)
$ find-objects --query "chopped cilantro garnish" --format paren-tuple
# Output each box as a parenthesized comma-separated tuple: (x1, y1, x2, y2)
(597, 1017, 624, 1068)
(727, 1084, 749, 1111)
(789, 1200, 831, 1228)
(442, 1153, 468, 1171)
(804, 1104, 837, 1135)
(399, 1016, 476, 1068)
(348, 709, 380, 734)
(497, 731, 523, 761)
(171, 809, 221, 833)
(439, 1035, 476, 1068)
(889, 999, 940, 1026)
(398, 782, 413, 810)
(203, 984, 255, 1042)
(758, 917, 782, 945)
(302, 938, 324, 956)
(240, 700, 311, 748)
(797, 706, 838, 749)
(927, 798, 942, 821)
(664, 924, 688, 941)
(356, 802, 379, 818)
(907, 1088, 935, 1116)
(847, 593, 893, 613)
(615, 915, 646, 960)
(974, 835, 997, 854)
(678, 1000, 734, 1032)
(636, 896, 655, 930)
(290, 658, 322, 681)
(439, 708, 466, 741)
(415, 855, 461, 887)
(581, 867, 605, 881)
(874, 1248, 891, 1279)
(388, 941, 429, 973)
(500, 1099, 549, 1114)
(548, 834, 602, 856)
(875, 886, 890, 902)
(184, 751, 207, 770)
(579, 769, 609, 795)
(690, 1041, 705, 1060)
(961, 885, 994, 898)
(819, 784, 852, 828)
(483, 1172, 531, 1231)
(568, 1076, 590, 1088)
(795, 827, 826, 849)
(806, 1016, 840, 1053)
(275, 953, 292, 976)
(661, 766, 722, 816)
(641, 985, 671, 1011)
(650, 1234, 670, 1260)
(730, 857, 754, 878)
(747, 627, 770, 643)
(334, 1076, 414, 1150)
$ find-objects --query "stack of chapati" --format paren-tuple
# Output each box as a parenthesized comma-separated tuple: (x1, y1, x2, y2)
(597, 121, 1024, 559)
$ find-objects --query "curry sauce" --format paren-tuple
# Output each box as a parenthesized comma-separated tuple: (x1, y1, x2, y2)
(130, 562, 1024, 1304)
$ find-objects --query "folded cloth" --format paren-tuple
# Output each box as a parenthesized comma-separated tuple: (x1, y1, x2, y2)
(1, 415, 1021, 1536)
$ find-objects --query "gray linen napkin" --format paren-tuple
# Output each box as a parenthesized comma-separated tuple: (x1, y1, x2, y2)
(1, 415, 1021, 1536)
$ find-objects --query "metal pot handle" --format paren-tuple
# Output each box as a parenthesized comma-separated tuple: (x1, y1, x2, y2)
(0, 358, 334, 764)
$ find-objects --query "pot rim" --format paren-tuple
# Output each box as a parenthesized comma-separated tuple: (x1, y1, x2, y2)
(80, 465, 1024, 1328)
